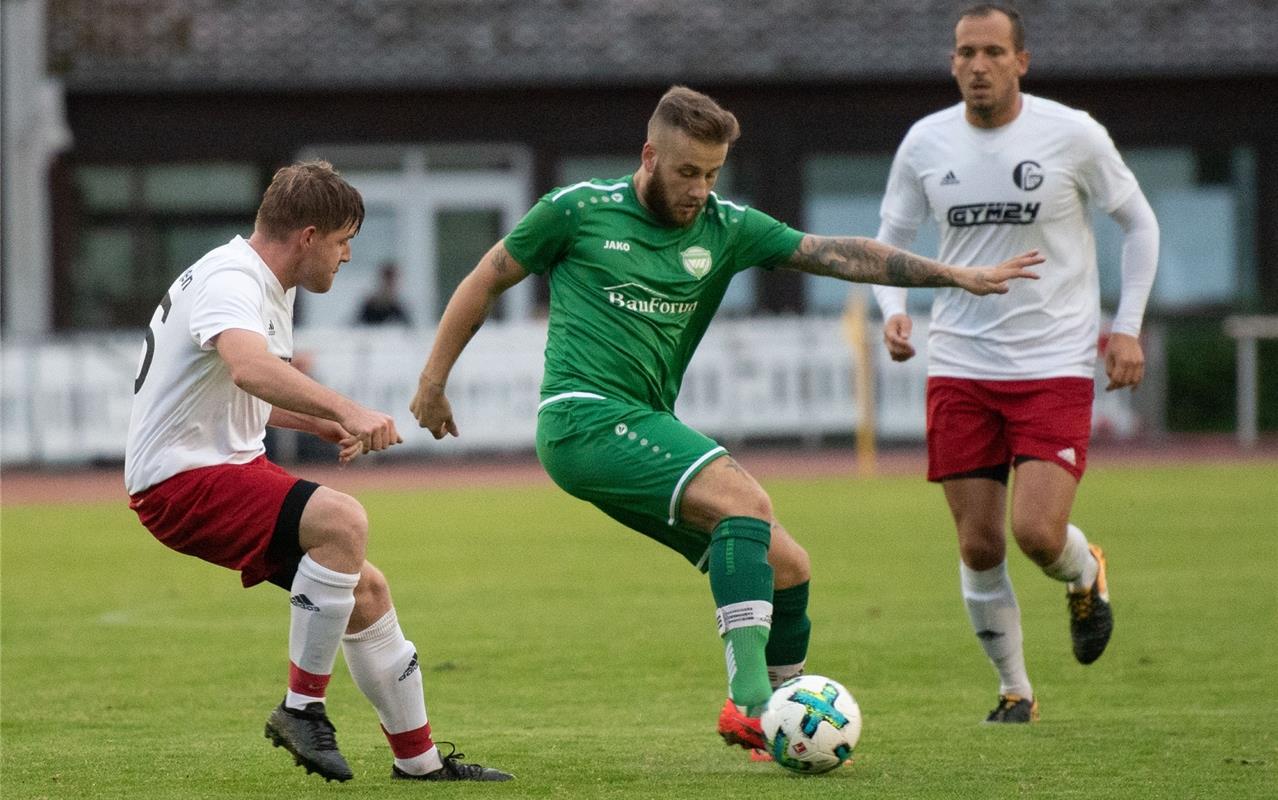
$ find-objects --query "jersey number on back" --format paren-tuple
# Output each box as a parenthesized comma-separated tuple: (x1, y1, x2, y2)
(133, 291, 172, 394)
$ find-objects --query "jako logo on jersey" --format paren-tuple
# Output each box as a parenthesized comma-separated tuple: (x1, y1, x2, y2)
(947, 202, 1041, 227)
(680, 246, 712, 279)
(1013, 160, 1044, 190)
(603, 282, 699, 316)
(603, 240, 631, 252)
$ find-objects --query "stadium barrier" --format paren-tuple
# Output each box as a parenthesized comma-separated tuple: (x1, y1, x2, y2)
(1223, 314, 1278, 448)
(0, 316, 1139, 465)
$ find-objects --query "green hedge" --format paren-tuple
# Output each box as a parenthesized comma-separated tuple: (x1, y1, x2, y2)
(1163, 319, 1278, 432)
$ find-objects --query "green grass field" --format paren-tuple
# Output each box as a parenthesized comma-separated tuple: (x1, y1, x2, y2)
(3, 461, 1276, 799)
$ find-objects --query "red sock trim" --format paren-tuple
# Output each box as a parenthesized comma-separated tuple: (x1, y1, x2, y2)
(288, 662, 331, 697)
(382, 722, 434, 759)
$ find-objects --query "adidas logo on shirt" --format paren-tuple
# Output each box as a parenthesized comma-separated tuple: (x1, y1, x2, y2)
(290, 593, 320, 612)
(941, 171, 960, 186)
(267, 320, 276, 336)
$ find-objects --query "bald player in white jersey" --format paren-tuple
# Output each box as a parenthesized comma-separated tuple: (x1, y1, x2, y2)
(871, 4, 1159, 723)
(125, 161, 511, 783)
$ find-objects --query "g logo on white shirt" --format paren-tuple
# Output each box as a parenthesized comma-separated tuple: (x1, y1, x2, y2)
(1013, 160, 1044, 191)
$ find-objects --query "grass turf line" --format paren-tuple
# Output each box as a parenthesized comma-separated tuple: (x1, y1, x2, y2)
(2, 462, 1275, 798)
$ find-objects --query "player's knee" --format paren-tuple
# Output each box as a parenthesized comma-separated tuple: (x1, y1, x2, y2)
(734, 487, 773, 524)
(331, 493, 369, 554)
(957, 530, 1005, 571)
(303, 489, 369, 563)
(772, 537, 811, 587)
(1010, 518, 1060, 565)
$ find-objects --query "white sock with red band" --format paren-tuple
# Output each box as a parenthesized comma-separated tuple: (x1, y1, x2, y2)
(343, 608, 441, 775)
(960, 560, 1033, 700)
(285, 555, 358, 710)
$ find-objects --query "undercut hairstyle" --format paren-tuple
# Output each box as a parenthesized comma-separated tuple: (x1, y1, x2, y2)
(958, 3, 1026, 52)
(647, 85, 741, 146)
(254, 160, 365, 241)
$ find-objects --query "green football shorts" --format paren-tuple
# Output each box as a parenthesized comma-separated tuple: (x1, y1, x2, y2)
(535, 393, 728, 569)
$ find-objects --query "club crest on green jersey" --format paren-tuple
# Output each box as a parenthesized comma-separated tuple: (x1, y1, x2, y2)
(680, 246, 712, 279)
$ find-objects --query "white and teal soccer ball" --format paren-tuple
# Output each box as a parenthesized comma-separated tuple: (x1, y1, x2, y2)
(760, 675, 861, 774)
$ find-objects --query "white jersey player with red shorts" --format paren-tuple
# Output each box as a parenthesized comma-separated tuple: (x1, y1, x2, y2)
(872, 5, 1159, 724)
(123, 161, 510, 783)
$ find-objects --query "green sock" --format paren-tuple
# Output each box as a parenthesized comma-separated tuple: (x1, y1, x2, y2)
(766, 581, 811, 686)
(709, 516, 774, 714)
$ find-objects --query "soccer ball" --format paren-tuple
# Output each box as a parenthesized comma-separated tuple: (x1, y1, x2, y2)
(760, 674, 861, 774)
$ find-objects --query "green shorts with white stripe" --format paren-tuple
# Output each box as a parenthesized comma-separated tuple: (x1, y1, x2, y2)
(535, 393, 727, 570)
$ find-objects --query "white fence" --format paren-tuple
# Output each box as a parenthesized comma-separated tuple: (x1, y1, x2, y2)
(1, 316, 1140, 465)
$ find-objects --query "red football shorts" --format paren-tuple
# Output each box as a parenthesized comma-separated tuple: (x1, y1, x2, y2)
(925, 376, 1094, 483)
(128, 455, 319, 588)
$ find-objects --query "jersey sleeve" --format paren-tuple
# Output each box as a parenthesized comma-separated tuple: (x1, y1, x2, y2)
(189, 263, 267, 351)
(732, 207, 805, 271)
(879, 131, 930, 228)
(1075, 117, 1140, 213)
(502, 194, 578, 276)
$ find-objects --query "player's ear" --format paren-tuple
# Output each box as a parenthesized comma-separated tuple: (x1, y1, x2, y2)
(641, 141, 658, 173)
(1016, 48, 1029, 76)
(297, 225, 319, 248)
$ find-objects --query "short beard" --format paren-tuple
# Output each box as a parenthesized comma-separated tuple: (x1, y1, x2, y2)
(640, 169, 688, 228)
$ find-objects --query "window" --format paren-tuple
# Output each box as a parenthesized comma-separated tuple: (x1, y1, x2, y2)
(802, 155, 940, 315)
(804, 147, 1259, 316)
(64, 163, 260, 329)
(294, 145, 534, 328)
(1094, 146, 1257, 311)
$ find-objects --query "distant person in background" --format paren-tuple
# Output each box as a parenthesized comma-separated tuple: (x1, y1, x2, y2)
(357, 261, 412, 325)
(871, 3, 1159, 723)
(125, 160, 511, 783)
(408, 84, 1041, 760)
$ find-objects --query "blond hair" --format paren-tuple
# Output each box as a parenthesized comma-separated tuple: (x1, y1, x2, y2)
(647, 86, 740, 145)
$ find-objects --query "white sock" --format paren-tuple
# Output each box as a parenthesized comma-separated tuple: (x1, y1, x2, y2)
(960, 560, 1033, 699)
(767, 661, 806, 690)
(286, 555, 358, 710)
(342, 608, 440, 775)
(1043, 523, 1099, 591)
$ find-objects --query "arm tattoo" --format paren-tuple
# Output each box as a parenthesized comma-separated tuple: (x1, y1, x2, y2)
(787, 235, 953, 288)
(491, 246, 515, 276)
(884, 251, 950, 287)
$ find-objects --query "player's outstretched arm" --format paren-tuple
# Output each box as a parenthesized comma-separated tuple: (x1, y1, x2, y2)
(784, 235, 1042, 295)
(216, 328, 402, 454)
(267, 408, 365, 464)
(411, 241, 529, 439)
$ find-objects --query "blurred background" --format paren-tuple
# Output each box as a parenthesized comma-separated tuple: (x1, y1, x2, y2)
(4, 0, 1277, 467)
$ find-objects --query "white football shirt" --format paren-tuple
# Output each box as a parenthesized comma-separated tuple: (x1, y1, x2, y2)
(878, 94, 1140, 379)
(125, 236, 295, 494)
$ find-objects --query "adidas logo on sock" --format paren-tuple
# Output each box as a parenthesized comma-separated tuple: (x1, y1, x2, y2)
(398, 652, 420, 682)
(289, 593, 320, 612)
(941, 170, 960, 185)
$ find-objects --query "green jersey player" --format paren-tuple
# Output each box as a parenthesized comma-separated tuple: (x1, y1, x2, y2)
(410, 85, 1041, 757)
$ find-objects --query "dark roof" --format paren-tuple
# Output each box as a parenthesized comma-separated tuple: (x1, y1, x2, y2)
(49, 0, 1278, 92)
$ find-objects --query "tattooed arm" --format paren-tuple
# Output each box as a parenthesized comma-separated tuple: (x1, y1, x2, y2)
(784, 235, 1042, 295)
(410, 241, 529, 438)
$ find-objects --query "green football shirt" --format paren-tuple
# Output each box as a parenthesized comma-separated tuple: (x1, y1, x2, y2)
(504, 175, 805, 413)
